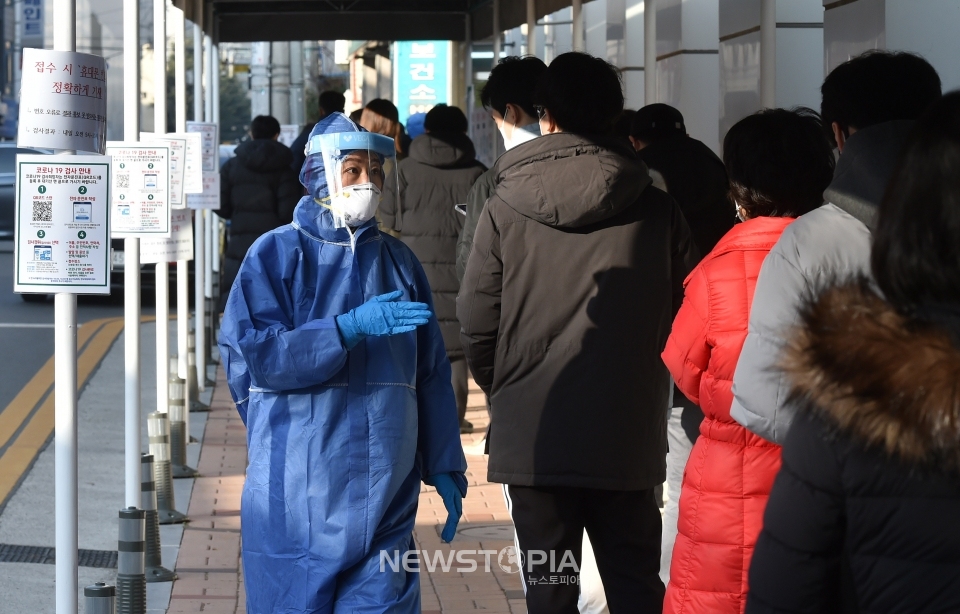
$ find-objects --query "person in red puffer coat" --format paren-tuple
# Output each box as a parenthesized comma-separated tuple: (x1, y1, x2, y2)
(661, 108, 836, 614)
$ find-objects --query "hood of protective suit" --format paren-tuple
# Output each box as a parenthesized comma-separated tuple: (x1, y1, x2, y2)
(493, 132, 652, 229)
(824, 120, 914, 232)
(294, 112, 379, 242)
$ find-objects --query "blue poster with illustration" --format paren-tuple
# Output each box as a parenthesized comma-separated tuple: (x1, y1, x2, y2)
(394, 41, 449, 126)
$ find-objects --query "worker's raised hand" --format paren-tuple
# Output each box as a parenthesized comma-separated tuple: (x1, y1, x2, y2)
(336, 290, 433, 350)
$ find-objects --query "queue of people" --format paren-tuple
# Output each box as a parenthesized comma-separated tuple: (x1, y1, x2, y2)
(215, 47, 960, 614)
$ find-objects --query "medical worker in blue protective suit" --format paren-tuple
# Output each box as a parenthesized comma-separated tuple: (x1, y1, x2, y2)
(218, 112, 468, 614)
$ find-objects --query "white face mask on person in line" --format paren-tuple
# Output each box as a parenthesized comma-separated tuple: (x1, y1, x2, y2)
(499, 106, 540, 151)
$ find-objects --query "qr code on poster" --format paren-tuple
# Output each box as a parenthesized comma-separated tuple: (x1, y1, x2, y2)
(117, 173, 130, 189)
(32, 201, 52, 222)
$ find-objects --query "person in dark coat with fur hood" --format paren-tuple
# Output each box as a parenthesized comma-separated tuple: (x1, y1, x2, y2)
(217, 115, 302, 309)
(745, 92, 960, 614)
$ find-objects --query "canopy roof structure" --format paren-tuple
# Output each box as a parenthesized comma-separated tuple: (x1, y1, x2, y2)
(174, 0, 576, 43)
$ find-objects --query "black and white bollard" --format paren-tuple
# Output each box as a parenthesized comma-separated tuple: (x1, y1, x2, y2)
(187, 329, 209, 412)
(141, 454, 176, 582)
(168, 370, 199, 478)
(84, 582, 116, 614)
(116, 507, 146, 614)
(205, 295, 217, 369)
(147, 412, 187, 524)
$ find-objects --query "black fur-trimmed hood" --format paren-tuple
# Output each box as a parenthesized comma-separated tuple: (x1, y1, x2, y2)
(782, 280, 960, 469)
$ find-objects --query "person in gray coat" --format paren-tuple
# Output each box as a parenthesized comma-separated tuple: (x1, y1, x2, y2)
(379, 104, 486, 433)
(730, 51, 941, 443)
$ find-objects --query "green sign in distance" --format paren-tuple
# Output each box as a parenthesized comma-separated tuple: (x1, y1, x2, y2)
(38, 185, 46, 194)
(37, 230, 45, 238)
(78, 231, 86, 239)
(147, 194, 154, 200)
(78, 186, 87, 195)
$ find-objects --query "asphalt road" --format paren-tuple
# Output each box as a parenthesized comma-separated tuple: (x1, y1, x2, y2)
(0, 244, 154, 412)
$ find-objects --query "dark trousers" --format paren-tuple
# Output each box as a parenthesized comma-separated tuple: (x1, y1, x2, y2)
(505, 485, 664, 614)
(450, 357, 468, 423)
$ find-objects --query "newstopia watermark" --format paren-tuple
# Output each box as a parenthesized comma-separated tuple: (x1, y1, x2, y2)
(379, 546, 580, 577)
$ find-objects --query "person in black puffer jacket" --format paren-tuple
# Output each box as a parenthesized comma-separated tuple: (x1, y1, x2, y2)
(746, 92, 960, 614)
(379, 104, 486, 433)
(217, 115, 301, 310)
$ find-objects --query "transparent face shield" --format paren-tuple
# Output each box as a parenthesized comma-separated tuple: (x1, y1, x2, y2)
(304, 131, 398, 233)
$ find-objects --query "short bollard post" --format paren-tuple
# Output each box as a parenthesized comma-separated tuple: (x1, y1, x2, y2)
(168, 371, 199, 478)
(141, 454, 177, 582)
(147, 412, 187, 524)
(116, 507, 146, 614)
(84, 582, 116, 614)
(171, 356, 198, 443)
(205, 295, 217, 367)
(187, 329, 209, 412)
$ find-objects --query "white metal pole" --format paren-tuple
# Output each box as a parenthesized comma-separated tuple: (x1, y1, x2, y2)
(204, 35, 213, 124)
(174, 8, 185, 130)
(192, 29, 208, 393)
(54, 295, 77, 614)
(194, 207, 205, 392)
(526, 0, 537, 57)
(760, 0, 776, 108)
(644, 0, 657, 104)
(53, 0, 77, 611)
(492, 0, 500, 62)
(193, 24, 202, 122)
(213, 44, 220, 124)
(155, 0, 169, 419)
(123, 0, 141, 512)
(175, 12, 189, 444)
(572, 0, 584, 52)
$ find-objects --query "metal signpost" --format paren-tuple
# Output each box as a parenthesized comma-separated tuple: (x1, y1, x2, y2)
(14, 155, 111, 614)
(16, 29, 110, 613)
(122, 0, 142, 519)
(186, 120, 218, 399)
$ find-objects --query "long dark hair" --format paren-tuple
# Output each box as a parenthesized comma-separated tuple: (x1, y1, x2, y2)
(872, 91, 960, 312)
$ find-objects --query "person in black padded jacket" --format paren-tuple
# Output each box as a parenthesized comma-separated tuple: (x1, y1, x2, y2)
(746, 91, 960, 614)
(217, 115, 301, 310)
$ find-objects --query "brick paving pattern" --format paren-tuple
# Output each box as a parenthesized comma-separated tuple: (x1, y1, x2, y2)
(168, 372, 526, 613)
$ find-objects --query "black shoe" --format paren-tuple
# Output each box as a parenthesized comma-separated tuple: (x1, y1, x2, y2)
(459, 419, 474, 434)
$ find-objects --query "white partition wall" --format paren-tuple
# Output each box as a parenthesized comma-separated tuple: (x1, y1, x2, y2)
(824, 0, 960, 92)
(655, 0, 722, 153)
(719, 0, 822, 149)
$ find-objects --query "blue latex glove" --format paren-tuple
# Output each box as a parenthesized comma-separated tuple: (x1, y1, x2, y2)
(335, 291, 432, 350)
(430, 473, 463, 543)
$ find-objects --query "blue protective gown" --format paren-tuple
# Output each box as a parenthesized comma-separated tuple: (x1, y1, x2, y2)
(218, 113, 467, 614)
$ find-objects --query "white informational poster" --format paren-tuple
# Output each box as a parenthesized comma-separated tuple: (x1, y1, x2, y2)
(105, 142, 171, 237)
(279, 124, 299, 147)
(17, 48, 108, 154)
(141, 209, 194, 264)
(141, 132, 187, 207)
(14, 154, 111, 294)
(186, 172, 220, 210)
(186, 121, 219, 172)
(181, 132, 203, 195)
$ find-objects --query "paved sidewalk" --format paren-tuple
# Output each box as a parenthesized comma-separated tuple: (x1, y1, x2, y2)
(170, 376, 527, 613)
